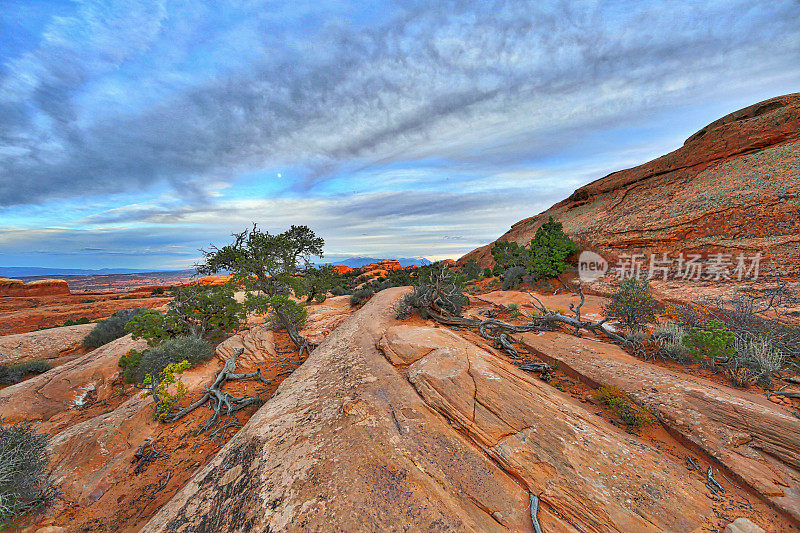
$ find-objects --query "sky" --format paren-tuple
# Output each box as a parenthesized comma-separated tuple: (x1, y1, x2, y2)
(1, 0, 799, 270)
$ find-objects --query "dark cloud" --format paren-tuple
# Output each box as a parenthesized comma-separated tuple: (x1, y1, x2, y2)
(2, 0, 799, 206)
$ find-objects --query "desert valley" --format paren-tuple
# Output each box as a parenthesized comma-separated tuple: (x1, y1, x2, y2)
(1, 93, 799, 532)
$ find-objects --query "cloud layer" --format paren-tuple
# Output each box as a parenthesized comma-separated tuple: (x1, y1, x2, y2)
(1, 0, 799, 267)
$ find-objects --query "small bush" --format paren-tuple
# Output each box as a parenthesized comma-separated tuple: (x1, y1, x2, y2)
(735, 336, 784, 376)
(725, 366, 758, 388)
(267, 296, 308, 331)
(483, 267, 493, 278)
(350, 288, 374, 307)
(528, 217, 579, 279)
(62, 317, 91, 327)
(397, 265, 468, 319)
(85, 308, 144, 348)
(133, 336, 214, 384)
(0, 420, 59, 526)
(151, 287, 165, 295)
(501, 266, 526, 291)
(462, 259, 482, 281)
(118, 349, 144, 383)
(143, 360, 191, 420)
(654, 322, 685, 344)
(683, 320, 735, 361)
(0, 361, 52, 385)
(604, 277, 657, 332)
(330, 285, 350, 296)
(653, 322, 691, 362)
(593, 386, 654, 426)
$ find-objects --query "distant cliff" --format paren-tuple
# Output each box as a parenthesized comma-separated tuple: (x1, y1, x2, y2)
(0, 278, 70, 297)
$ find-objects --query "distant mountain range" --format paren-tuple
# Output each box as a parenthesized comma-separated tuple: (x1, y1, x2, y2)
(328, 257, 432, 268)
(0, 266, 190, 277)
(0, 258, 432, 278)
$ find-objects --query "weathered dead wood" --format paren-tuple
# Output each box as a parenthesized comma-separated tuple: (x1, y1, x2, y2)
(160, 348, 272, 431)
(529, 493, 543, 533)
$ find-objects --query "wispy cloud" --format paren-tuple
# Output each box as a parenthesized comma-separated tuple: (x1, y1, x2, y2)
(1, 0, 799, 267)
(3, 0, 800, 206)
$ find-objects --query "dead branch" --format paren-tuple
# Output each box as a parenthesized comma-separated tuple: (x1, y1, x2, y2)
(160, 348, 271, 431)
(773, 391, 800, 399)
(529, 493, 543, 533)
(568, 282, 586, 336)
(706, 466, 725, 494)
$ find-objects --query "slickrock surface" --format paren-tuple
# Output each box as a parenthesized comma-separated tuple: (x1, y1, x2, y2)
(0, 334, 147, 430)
(44, 360, 225, 512)
(0, 323, 93, 365)
(518, 331, 800, 523)
(461, 93, 800, 275)
(144, 289, 786, 532)
(145, 288, 534, 532)
(25, 323, 296, 532)
(382, 325, 716, 532)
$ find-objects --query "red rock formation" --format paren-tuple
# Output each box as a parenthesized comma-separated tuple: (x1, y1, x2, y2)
(460, 93, 800, 276)
(333, 264, 354, 274)
(190, 275, 234, 286)
(360, 259, 404, 273)
(0, 278, 70, 297)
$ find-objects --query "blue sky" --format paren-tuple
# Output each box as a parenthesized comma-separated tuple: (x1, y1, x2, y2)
(1, 0, 799, 270)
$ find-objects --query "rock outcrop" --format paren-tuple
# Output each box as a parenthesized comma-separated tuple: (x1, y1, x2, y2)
(0, 323, 93, 365)
(460, 93, 800, 276)
(0, 334, 147, 430)
(144, 289, 782, 532)
(0, 278, 70, 297)
(518, 331, 800, 523)
(145, 288, 535, 532)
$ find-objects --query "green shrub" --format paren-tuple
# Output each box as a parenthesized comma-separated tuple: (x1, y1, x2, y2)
(85, 308, 144, 348)
(0, 361, 52, 386)
(266, 295, 308, 331)
(350, 288, 374, 307)
(0, 420, 59, 527)
(461, 259, 482, 281)
(683, 320, 735, 361)
(151, 287, 165, 295)
(592, 386, 653, 426)
(128, 284, 245, 346)
(604, 277, 657, 332)
(528, 217, 579, 279)
(63, 317, 90, 327)
(118, 349, 144, 384)
(132, 336, 214, 384)
(483, 267, 493, 278)
(490, 217, 578, 281)
(330, 285, 350, 296)
(501, 266, 526, 290)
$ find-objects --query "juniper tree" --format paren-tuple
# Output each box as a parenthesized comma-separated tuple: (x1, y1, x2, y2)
(197, 224, 324, 350)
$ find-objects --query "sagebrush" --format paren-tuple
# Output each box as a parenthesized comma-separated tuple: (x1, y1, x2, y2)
(0, 420, 59, 527)
(85, 308, 144, 348)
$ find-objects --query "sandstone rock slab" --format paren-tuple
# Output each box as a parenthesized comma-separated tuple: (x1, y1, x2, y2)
(0, 324, 94, 365)
(145, 288, 534, 532)
(519, 331, 800, 523)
